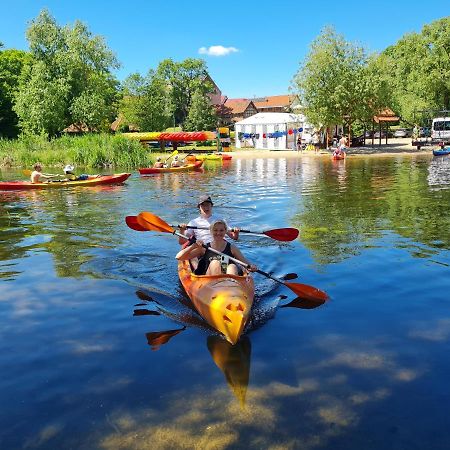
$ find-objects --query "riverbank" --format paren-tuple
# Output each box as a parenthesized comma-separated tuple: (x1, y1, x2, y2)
(229, 137, 433, 158)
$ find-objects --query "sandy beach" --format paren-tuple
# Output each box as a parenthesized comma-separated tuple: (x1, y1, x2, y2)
(230, 137, 433, 158)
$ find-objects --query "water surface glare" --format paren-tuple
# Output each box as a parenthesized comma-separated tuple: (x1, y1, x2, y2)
(0, 154, 449, 449)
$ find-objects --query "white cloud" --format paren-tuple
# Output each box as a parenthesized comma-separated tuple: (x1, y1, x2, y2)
(198, 45, 239, 56)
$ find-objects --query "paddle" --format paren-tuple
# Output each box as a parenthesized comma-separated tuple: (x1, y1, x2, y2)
(133, 212, 329, 302)
(125, 215, 298, 241)
(163, 150, 178, 165)
(22, 169, 59, 177)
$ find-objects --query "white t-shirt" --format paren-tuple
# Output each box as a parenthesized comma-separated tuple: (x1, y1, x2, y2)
(185, 214, 230, 243)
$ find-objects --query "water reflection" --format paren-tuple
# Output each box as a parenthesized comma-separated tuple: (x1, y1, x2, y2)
(207, 335, 251, 407)
(427, 155, 450, 189)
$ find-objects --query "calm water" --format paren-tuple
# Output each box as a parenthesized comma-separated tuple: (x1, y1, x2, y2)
(1, 154, 449, 450)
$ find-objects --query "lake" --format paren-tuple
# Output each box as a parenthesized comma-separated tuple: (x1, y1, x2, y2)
(1, 153, 449, 449)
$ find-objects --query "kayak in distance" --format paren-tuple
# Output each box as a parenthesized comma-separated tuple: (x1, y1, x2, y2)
(178, 259, 255, 345)
(433, 147, 450, 156)
(138, 161, 203, 174)
(0, 173, 131, 190)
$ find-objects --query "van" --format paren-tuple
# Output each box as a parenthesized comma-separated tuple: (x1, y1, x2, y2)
(431, 117, 450, 143)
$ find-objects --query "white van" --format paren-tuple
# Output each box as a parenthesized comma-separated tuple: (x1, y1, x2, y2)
(431, 117, 450, 143)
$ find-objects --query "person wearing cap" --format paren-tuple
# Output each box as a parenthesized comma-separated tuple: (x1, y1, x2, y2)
(63, 165, 77, 181)
(153, 157, 164, 168)
(178, 195, 239, 245)
(176, 219, 256, 276)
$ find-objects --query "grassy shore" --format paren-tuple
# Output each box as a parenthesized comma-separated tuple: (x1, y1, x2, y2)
(0, 134, 153, 169)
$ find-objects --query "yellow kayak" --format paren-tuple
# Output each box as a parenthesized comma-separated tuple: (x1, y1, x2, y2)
(178, 260, 255, 345)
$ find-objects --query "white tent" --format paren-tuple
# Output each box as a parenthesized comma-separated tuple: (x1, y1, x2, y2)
(234, 112, 305, 150)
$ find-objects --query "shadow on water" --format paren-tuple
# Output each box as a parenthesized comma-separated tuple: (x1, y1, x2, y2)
(135, 287, 327, 407)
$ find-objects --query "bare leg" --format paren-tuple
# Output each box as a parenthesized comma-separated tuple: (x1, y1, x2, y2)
(226, 263, 239, 275)
(206, 259, 222, 275)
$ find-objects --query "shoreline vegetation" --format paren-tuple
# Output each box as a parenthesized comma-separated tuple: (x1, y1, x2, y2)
(0, 134, 434, 170)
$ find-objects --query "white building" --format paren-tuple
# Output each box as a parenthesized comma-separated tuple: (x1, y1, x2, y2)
(234, 112, 306, 150)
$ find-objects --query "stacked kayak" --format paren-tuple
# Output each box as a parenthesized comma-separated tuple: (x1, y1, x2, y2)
(178, 260, 255, 345)
(190, 153, 232, 161)
(0, 173, 131, 190)
(138, 161, 203, 174)
(433, 148, 450, 156)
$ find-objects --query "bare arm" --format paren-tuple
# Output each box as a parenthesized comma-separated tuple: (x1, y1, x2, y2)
(230, 244, 257, 271)
(175, 241, 205, 261)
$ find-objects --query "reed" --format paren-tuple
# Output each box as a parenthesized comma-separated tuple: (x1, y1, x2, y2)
(0, 134, 152, 169)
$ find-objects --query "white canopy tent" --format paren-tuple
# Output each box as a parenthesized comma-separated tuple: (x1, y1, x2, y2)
(234, 112, 305, 150)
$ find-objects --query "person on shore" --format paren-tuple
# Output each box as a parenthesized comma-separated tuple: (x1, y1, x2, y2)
(178, 195, 239, 245)
(176, 219, 257, 276)
(153, 157, 164, 168)
(338, 135, 348, 151)
(30, 163, 56, 183)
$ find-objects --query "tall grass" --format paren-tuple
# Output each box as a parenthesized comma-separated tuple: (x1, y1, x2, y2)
(0, 134, 154, 169)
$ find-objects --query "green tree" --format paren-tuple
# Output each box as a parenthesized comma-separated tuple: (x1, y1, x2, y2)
(184, 89, 218, 131)
(156, 58, 212, 126)
(0, 49, 32, 138)
(119, 70, 172, 131)
(293, 27, 387, 137)
(14, 9, 120, 136)
(376, 17, 450, 123)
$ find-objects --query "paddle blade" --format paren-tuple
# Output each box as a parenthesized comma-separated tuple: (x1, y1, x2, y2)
(263, 228, 299, 241)
(137, 212, 175, 233)
(22, 169, 32, 176)
(125, 216, 148, 231)
(281, 296, 326, 309)
(284, 281, 329, 302)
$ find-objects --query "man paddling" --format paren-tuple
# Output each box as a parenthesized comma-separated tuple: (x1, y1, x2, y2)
(178, 195, 239, 245)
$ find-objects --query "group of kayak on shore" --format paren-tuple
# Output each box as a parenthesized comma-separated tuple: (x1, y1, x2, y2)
(175, 194, 257, 276)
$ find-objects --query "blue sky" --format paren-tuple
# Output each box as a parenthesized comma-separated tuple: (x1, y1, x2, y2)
(1, 0, 448, 98)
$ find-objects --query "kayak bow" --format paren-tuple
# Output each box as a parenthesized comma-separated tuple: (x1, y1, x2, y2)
(178, 260, 255, 345)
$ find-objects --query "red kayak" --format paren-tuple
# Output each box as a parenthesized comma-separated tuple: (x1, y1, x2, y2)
(332, 152, 346, 160)
(139, 160, 203, 174)
(0, 173, 131, 190)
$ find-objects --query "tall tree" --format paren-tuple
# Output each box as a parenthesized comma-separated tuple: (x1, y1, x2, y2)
(184, 89, 218, 131)
(119, 70, 172, 131)
(376, 17, 450, 123)
(14, 9, 120, 136)
(0, 49, 32, 138)
(156, 58, 212, 126)
(292, 27, 387, 136)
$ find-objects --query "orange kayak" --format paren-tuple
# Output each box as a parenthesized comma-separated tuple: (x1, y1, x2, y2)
(0, 173, 131, 190)
(178, 260, 255, 345)
(138, 161, 203, 174)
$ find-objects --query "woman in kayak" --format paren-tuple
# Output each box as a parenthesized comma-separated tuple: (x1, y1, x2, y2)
(30, 163, 57, 183)
(178, 195, 239, 245)
(176, 219, 257, 276)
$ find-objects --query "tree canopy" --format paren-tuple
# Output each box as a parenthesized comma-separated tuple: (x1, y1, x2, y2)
(376, 17, 450, 123)
(0, 49, 32, 138)
(14, 9, 120, 136)
(292, 27, 388, 135)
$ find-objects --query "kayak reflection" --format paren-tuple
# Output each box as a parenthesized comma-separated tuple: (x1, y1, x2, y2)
(207, 335, 251, 407)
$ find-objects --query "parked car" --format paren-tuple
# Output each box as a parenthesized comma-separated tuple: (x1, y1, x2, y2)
(393, 128, 411, 138)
